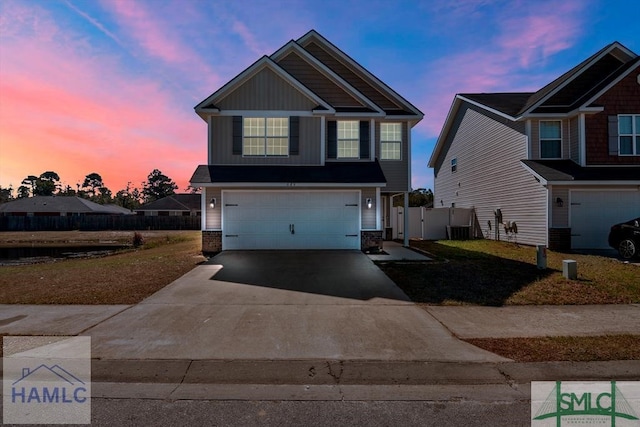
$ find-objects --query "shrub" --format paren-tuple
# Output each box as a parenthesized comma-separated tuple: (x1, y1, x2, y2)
(132, 232, 144, 248)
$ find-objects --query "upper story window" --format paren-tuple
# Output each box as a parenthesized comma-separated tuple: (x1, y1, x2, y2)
(619, 114, 640, 156)
(451, 158, 457, 173)
(540, 121, 562, 159)
(337, 121, 359, 158)
(380, 123, 402, 160)
(243, 117, 288, 156)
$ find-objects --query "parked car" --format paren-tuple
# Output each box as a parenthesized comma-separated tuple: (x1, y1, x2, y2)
(608, 217, 640, 259)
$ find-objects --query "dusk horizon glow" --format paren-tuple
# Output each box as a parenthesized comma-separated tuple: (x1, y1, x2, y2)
(1, 0, 638, 196)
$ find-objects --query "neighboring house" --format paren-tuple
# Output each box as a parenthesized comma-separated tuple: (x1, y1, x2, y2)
(136, 194, 201, 216)
(0, 196, 132, 216)
(429, 42, 640, 250)
(189, 30, 423, 252)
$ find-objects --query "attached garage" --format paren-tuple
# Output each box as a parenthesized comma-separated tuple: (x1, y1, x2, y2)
(570, 190, 640, 249)
(222, 190, 361, 250)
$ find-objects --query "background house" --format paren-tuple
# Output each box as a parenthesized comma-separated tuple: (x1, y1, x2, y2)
(190, 30, 423, 252)
(429, 41, 640, 250)
(135, 194, 201, 216)
(0, 196, 132, 216)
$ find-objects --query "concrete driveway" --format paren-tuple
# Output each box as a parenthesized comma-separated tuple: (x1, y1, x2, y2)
(85, 251, 506, 362)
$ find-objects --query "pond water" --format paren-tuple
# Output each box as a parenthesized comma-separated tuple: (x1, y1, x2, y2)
(0, 245, 129, 264)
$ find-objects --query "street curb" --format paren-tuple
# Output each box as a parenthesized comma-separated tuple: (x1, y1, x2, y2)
(90, 359, 640, 386)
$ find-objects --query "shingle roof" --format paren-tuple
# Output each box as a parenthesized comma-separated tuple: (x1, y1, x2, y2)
(522, 160, 640, 182)
(0, 196, 127, 214)
(190, 162, 387, 185)
(137, 194, 201, 211)
(459, 93, 534, 117)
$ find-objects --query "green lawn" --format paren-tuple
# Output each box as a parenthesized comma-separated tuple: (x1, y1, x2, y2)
(377, 239, 640, 306)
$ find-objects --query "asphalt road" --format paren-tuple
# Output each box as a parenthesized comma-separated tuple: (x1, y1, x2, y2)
(86, 399, 531, 427)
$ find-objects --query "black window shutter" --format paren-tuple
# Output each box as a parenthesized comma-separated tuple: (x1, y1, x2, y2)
(289, 116, 299, 155)
(327, 120, 337, 159)
(359, 120, 370, 159)
(232, 116, 242, 155)
(608, 115, 618, 156)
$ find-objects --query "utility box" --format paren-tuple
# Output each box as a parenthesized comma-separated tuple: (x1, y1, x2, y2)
(536, 245, 547, 269)
(563, 260, 578, 280)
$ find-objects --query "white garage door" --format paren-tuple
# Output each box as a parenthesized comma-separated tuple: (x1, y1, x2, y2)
(571, 190, 640, 249)
(222, 191, 360, 250)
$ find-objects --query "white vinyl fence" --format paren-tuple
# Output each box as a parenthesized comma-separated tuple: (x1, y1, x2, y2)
(391, 207, 476, 240)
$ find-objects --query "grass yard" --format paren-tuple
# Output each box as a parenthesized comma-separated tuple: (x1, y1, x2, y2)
(377, 239, 640, 306)
(0, 231, 206, 304)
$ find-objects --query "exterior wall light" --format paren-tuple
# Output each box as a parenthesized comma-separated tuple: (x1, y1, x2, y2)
(209, 198, 216, 209)
(366, 198, 372, 209)
(556, 197, 563, 207)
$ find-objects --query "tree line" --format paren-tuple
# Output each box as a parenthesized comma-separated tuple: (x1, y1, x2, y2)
(0, 169, 199, 210)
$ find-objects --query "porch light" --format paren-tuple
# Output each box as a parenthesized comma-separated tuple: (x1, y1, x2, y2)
(366, 198, 372, 209)
(209, 198, 216, 209)
(555, 197, 563, 208)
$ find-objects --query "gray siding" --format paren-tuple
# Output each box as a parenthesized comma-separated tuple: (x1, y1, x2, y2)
(361, 187, 377, 229)
(551, 186, 569, 227)
(375, 121, 409, 192)
(434, 103, 548, 246)
(277, 52, 364, 107)
(217, 68, 318, 111)
(210, 116, 321, 165)
(204, 187, 221, 229)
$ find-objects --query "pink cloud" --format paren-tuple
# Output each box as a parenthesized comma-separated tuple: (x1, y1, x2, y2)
(0, 5, 206, 194)
(231, 20, 266, 56)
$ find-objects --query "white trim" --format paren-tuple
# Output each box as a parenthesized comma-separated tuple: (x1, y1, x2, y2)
(579, 113, 587, 166)
(520, 162, 548, 186)
(457, 95, 516, 121)
(618, 113, 640, 156)
(271, 41, 385, 115)
(552, 180, 640, 186)
(581, 61, 640, 108)
(216, 110, 317, 117)
(525, 120, 532, 159)
(376, 187, 381, 230)
(380, 121, 403, 161)
(200, 191, 206, 231)
(296, 31, 424, 118)
(539, 120, 563, 159)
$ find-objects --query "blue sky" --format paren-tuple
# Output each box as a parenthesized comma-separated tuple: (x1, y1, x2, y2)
(1, 0, 638, 193)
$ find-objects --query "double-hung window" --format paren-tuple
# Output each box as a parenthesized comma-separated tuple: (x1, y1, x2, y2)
(540, 121, 562, 159)
(243, 117, 288, 156)
(619, 114, 640, 156)
(337, 121, 359, 158)
(380, 123, 402, 160)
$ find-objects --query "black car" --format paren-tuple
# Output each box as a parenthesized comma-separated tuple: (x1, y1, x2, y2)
(608, 217, 640, 259)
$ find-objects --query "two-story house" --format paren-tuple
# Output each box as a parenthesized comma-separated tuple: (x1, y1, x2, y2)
(190, 30, 423, 252)
(428, 41, 640, 251)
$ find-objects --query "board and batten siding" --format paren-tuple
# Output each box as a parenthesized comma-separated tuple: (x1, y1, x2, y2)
(210, 116, 321, 165)
(569, 117, 580, 163)
(361, 187, 377, 229)
(375, 121, 409, 192)
(277, 52, 364, 107)
(434, 103, 548, 246)
(204, 187, 221, 230)
(216, 68, 318, 111)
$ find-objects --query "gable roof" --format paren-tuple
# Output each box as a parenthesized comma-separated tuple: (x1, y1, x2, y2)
(521, 160, 640, 185)
(0, 196, 128, 214)
(137, 194, 201, 211)
(195, 30, 422, 122)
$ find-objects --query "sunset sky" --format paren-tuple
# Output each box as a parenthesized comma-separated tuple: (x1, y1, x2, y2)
(1, 0, 638, 195)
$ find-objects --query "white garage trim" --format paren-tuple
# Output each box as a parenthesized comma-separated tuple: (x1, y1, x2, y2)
(221, 190, 362, 250)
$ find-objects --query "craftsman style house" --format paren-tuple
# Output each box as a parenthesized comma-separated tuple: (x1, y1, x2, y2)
(190, 30, 423, 252)
(429, 42, 640, 250)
